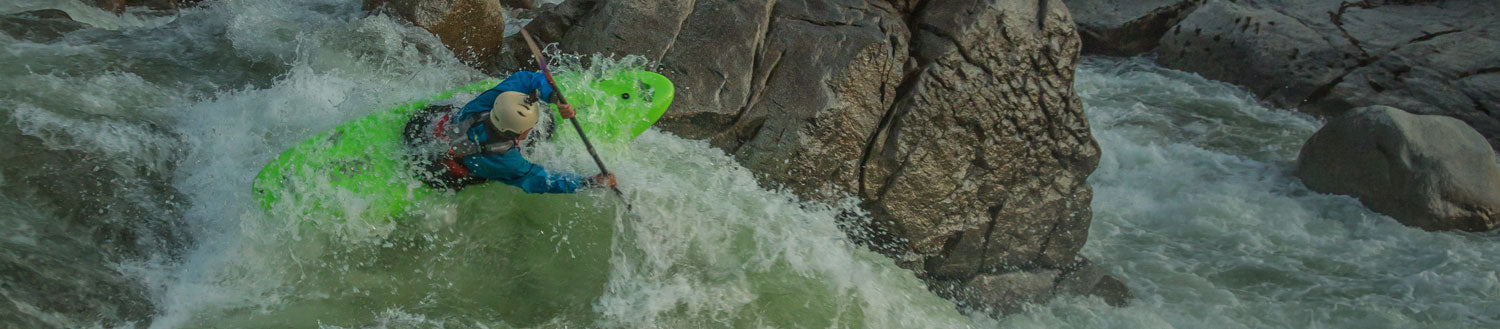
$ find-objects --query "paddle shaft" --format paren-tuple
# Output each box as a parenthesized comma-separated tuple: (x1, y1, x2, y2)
(520, 29, 629, 208)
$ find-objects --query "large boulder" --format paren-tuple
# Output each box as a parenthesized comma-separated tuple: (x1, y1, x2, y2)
(1143, 0, 1500, 149)
(364, 0, 508, 68)
(862, 0, 1107, 310)
(517, 0, 1117, 312)
(1296, 106, 1500, 232)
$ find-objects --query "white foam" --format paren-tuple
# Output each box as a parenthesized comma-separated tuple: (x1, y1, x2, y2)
(136, 5, 978, 324)
(1019, 56, 1500, 328)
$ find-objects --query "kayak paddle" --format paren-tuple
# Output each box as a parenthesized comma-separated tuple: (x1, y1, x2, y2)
(518, 28, 632, 210)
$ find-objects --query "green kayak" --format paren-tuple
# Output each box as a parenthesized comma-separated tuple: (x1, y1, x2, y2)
(253, 70, 674, 222)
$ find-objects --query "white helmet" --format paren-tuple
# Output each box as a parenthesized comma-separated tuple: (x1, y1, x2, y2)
(489, 91, 539, 136)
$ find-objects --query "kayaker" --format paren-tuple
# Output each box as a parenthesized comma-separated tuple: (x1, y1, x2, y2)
(403, 71, 618, 192)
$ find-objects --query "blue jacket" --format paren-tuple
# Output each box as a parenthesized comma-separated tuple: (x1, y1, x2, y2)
(455, 71, 584, 194)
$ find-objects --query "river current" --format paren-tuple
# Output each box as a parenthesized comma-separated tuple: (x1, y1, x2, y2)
(1, 1, 1496, 328)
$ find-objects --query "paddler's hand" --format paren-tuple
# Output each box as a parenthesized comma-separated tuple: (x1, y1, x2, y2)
(558, 104, 576, 119)
(590, 172, 618, 189)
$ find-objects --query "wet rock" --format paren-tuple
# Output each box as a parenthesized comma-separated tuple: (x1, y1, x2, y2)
(87, 0, 201, 14)
(1148, 0, 1500, 149)
(549, 0, 905, 199)
(943, 270, 1060, 314)
(19, 9, 73, 20)
(862, 0, 1100, 280)
(0, 10, 90, 43)
(492, 0, 599, 73)
(1296, 106, 1500, 232)
(499, 0, 537, 10)
(518, 0, 1115, 312)
(1053, 259, 1130, 307)
(364, 0, 508, 68)
(944, 259, 1130, 315)
(1063, 0, 1203, 56)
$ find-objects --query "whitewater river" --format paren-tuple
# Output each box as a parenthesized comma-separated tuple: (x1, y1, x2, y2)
(2, 1, 1497, 328)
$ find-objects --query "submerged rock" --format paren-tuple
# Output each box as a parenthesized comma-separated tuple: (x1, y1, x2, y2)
(0, 120, 191, 327)
(0, 10, 90, 43)
(364, 0, 508, 68)
(942, 259, 1129, 315)
(514, 0, 1117, 313)
(1296, 106, 1500, 232)
(1053, 259, 1130, 307)
(87, 0, 201, 14)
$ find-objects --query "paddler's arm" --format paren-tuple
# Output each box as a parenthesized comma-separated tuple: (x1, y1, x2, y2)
(456, 71, 561, 122)
(463, 150, 585, 194)
(504, 71, 557, 102)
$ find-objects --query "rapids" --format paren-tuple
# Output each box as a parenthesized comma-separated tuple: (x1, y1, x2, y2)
(2, 1, 1497, 328)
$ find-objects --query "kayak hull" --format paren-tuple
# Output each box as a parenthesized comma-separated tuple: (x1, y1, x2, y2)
(253, 71, 674, 222)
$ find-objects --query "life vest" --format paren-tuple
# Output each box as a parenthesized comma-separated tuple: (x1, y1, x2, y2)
(403, 105, 515, 190)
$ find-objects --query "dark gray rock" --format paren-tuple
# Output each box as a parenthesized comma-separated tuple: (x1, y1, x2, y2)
(1156, 0, 1358, 109)
(1149, 0, 1500, 149)
(0, 10, 90, 43)
(1053, 259, 1130, 307)
(1304, 26, 1500, 150)
(492, 0, 599, 74)
(1064, 0, 1203, 56)
(87, 0, 199, 14)
(1296, 106, 1500, 232)
(517, 0, 1116, 312)
(499, 0, 537, 10)
(940, 259, 1129, 315)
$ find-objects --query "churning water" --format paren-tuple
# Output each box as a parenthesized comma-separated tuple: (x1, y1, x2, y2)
(1010, 57, 1500, 329)
(5, 1, 967, 328)
(2, 1, 1498, 328)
